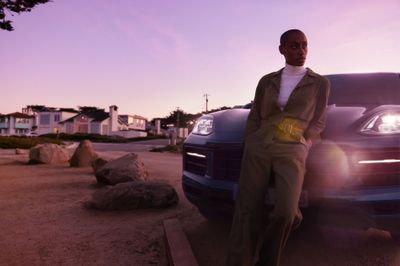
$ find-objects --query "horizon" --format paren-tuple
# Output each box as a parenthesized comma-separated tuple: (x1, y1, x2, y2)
(1, 0, 399, 120)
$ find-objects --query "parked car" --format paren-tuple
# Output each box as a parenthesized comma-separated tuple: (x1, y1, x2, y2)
(182, 72, 400, 241)
(25, 132, 38, 137)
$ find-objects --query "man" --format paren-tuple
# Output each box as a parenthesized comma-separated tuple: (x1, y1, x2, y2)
(226, 29, 330, 266)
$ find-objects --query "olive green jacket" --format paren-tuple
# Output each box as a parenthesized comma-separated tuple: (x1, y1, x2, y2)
(244, 68, 330, 145)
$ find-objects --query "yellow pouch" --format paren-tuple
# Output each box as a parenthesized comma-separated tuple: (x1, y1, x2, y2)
(274, 117, 305, 143)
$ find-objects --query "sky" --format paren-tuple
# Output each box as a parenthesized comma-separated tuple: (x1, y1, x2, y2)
(1, 0, 399, 120)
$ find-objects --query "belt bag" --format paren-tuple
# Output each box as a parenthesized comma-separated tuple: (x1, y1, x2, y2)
(273, 117, 306, 143)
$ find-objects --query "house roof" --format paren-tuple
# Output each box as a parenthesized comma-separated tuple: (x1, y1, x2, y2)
(91, 112, 110, 122)
(6, 112, 35, 119)
(59, 108, 79, 113)
(59, 110, 110, 124)
(26, 105, 78, 113)
(120, 114, 148, 120)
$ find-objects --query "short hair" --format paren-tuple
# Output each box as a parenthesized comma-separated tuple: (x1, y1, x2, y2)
(280, 29, 305, 45)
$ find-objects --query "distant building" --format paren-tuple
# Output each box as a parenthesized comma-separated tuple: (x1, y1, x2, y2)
(60, 107, 118, 135)
(8, 105, 147, 138)
(33, 107, 79, 135)
(119, 114, 147, 131)
(0, 112, 35, 136)
(59, 106, 147, 137)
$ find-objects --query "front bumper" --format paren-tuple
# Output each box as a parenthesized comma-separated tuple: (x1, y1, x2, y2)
(309, 186, 400, 232)
(182, 171, 236, 216)
(183, 171, 400, 232)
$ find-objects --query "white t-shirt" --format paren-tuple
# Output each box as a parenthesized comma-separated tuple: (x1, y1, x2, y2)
(278, 64, 307, 110)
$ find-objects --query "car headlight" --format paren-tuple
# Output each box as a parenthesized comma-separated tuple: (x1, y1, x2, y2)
(361, 112, 400, 135)
(192, 116, 213, 135)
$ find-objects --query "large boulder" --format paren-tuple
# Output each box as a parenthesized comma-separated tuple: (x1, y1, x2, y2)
(95, 153, 148, 185)
(29, 143, 70, 164)
(91, 157, 109, 173)
(70, 140, 98, 167)
(85, 181, 178, 210)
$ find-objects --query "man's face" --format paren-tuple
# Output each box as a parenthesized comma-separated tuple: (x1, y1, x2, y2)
(279, 32, 308, 66)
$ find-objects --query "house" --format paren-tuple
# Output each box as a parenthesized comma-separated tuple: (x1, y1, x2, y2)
(59, 105, 147, 137)
(13, 105, 148, 138)
(60, 106, 119, 135)
(0, 112, 35, 136)
(119, 114, 147, 131)
(35, 108, 79, 135)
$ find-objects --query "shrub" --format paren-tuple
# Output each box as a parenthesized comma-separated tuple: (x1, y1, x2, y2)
(0, 136, 62, 149)
(149, 143, 183, 154)
(41, 133, 166, 143)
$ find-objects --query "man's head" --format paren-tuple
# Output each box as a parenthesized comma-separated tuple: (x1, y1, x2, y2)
(279, 29, 308, 66)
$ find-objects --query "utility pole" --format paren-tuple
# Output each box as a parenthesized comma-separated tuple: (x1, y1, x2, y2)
(175, 106, 180, 128)
(203, 93, 210, 113)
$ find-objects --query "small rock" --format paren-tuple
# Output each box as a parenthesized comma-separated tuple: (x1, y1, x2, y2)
(85, 181, 178, 210)
(94, 153, 148, 185)
(92, 157, 108, 173)
(29, 143, 70, 164)
(15, 148, 27, 155)
(70, 140, 98, 167)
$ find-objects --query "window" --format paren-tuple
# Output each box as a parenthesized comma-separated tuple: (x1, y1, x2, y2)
(54, 114, 60, 122)
(0, 117, 8, 123)
(102, 124, 108, 135)
(16, 118, 29, 124)
(40, 114, 50, 125)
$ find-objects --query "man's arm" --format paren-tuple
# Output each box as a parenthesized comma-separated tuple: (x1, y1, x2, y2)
(303, 78, 330, 141)
(243, 78, 265, 140)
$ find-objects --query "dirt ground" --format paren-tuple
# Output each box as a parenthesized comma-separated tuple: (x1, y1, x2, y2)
(0, 149, 198, 266)
(1, 149, 400, 266)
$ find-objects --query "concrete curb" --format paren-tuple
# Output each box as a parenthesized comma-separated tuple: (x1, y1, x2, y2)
(163, 218, 199, 266)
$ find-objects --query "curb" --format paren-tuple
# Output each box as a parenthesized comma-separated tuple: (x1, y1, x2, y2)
(163, 218, 199, 266)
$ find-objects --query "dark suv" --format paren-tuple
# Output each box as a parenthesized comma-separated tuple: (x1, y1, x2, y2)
(182, 72, 400, 241)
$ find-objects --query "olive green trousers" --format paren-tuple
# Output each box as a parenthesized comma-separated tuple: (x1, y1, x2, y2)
(226, 139, 308, 266)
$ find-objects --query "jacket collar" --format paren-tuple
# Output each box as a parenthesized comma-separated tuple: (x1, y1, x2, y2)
(270, 67, 318, 91)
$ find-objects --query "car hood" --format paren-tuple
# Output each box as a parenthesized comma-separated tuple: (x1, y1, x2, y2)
(186, 105, 400, 144)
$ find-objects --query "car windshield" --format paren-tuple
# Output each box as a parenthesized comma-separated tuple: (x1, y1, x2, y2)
(326, 73, 400, 107)
(243, 73, 400, 109)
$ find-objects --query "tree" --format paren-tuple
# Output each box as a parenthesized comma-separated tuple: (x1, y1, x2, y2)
(0, 0, 51, 31)
(78, 106, 103, 113)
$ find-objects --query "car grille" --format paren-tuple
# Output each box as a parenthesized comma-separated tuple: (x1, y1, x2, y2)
(350, 148, 400, 187)
(183, 143, 243, 181)
(184, 143, 400, 187)
(183, 146, 208, 176)
(305, 145, 400, 188)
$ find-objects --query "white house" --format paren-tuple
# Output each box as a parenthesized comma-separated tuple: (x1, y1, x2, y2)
(60, 108, 114, 135)
(59, 105, 147, 137)
(0, 112, 35, 136)
(119, 114, 147, 131)
(35, 108, 79, 135)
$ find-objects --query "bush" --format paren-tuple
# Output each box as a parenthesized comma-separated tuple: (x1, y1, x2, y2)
(0, 136, 62, 149)
(41, 133, 166, 143)
(149, 143, 183, 154)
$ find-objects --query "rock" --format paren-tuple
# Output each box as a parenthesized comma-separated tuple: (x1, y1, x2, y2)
(15, 148, 27, 155)
(85, 181, 178, 210)
(91, 157, 108, 173)
(29, 143, 70, 164)
(70, 140, 98, 167)
(94, 153, 148, 185)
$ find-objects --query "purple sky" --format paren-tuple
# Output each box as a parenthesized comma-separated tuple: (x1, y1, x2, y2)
(1, 0, 399, 119)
